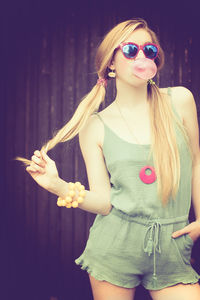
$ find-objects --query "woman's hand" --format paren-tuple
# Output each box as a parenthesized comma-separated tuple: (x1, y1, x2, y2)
(172, 221, 200, 242)
(26, 150, 59, 191)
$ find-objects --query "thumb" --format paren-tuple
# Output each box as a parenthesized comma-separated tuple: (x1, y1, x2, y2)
(41, 150, 51, 163)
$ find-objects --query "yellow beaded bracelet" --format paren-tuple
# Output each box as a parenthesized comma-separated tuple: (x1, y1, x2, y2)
(57, 181, 86, 208)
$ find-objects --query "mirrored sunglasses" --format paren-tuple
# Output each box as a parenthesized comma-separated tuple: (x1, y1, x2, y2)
(117, 42, 159, 60)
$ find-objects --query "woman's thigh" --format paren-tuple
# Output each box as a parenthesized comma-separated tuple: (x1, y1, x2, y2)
(149, 282, 200, 300)
(89, 274, 136, 300)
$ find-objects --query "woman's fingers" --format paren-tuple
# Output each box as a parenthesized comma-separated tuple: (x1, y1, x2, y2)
(171, 228, 188, 238)
(41, 150, 49, 163)
(26, 166, 37, 173)
(26, 150, 49, 175)
(172, 223, 196, 239)
(34, 150, 41, 158)
(30, 161, 46, 173)
(31, 154, 46, 167)
(26, 161, 46, 174)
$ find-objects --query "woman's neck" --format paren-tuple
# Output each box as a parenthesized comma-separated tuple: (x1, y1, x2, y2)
(114, 80, 149, 110)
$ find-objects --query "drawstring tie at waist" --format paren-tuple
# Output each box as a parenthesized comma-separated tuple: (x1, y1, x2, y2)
(143, 221, 162, 287)
(111, 208, 188, 288)
(142, 215, 188, 288)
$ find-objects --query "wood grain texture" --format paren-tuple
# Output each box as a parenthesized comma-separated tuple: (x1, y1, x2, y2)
(1, 1, 200, 299)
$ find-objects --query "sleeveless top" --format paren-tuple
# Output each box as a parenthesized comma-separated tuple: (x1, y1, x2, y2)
(95, 88, 192, 219)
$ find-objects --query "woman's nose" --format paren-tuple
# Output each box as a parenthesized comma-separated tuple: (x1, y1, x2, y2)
(136, 49, 145, 59)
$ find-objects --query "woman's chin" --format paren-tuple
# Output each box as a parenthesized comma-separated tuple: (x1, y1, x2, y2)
(131, 75, 148, 86)
(116, 76, 148, 87)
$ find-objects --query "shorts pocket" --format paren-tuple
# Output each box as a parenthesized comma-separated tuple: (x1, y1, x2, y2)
(88, 212, 126, 252)
(185, 233, 194, 245)
(172, 234, 193, 266)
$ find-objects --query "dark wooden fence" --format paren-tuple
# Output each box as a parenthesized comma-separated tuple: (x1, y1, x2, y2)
(1, 0, 200, 299)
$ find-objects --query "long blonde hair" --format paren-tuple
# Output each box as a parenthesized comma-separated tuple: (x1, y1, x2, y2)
(17, 18, 190, 205)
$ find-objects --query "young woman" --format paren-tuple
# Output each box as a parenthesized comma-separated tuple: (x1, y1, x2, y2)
(18, 19, 200, 300)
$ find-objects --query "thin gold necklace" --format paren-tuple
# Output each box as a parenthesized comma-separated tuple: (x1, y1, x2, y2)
(115, 101, 143, 145)
(115, 101, 156, 184)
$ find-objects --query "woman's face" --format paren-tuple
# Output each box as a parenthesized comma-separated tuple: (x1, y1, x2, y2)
(111, 28, 154, 86)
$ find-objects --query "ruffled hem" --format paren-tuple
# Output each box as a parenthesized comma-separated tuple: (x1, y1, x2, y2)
(75, 256, 140, 288)
(75, 256, 200, 290)
(143, 274, 200, 290)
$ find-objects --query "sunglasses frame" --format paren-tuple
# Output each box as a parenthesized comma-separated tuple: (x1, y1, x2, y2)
(117, 42, 159, 60)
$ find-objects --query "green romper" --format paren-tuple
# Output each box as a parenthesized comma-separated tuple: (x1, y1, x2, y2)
(75, 89, 200, 290)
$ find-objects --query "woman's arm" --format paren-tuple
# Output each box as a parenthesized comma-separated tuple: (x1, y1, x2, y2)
(26, 115, 112, 216)
(77, 114, 112, 215)
(171, 86, 200, 240)
(178, 87, 200, 222)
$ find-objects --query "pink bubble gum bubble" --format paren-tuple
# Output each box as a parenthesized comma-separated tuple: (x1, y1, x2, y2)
(132, 58, 157, 80)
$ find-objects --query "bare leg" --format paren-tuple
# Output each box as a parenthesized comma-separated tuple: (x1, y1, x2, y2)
(89, 274, 136, 300)
(149, 282, 200, 300)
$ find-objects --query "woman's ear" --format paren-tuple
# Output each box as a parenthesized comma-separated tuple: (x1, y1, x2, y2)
(107, 63, 116, 78)
(108, 61, 115, 71)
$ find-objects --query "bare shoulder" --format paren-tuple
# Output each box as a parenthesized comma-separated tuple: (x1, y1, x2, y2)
(79, 101, 116, 150)
(170, 86, 194, 102)
(160, 86, 195, 121)
(160, 86, 194, 102)
(79, 113, 104, 148)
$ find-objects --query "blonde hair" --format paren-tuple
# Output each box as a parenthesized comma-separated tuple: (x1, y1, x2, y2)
(17, 18, 190, 205)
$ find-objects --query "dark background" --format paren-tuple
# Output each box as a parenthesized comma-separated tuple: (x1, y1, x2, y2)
(1, 0, 200, 299)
